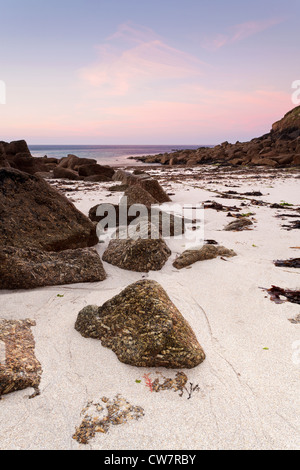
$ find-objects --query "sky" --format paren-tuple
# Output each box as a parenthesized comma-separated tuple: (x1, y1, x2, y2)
(0, 0, 299, 144)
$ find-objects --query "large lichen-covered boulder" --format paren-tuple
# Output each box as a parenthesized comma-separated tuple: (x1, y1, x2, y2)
(0, 319, 42, 397)
(133, 177, 171, 203)
(173, 245, 237, 269)
(75, 280, 205, 369)
(0, 168, 98, 251)
(0, 246, 106, 289)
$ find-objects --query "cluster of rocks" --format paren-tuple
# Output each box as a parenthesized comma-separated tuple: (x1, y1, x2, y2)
(132, 106, 300, 167)
(0, 141, 116, 182)
(89, 179, 186, 272)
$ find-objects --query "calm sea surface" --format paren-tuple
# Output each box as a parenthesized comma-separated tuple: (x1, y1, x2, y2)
(29, 144, 208, 166)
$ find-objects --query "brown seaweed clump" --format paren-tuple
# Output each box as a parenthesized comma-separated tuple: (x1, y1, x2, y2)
(73, 395, 144, 445)
(0, 319, 42, 397)
(75, 280, 205, 369)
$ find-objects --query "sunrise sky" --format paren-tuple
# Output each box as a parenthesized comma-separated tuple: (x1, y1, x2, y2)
(0, 0, 299, 144)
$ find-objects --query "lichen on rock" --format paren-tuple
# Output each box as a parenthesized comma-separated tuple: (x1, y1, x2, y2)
(75, 280, 205, 369)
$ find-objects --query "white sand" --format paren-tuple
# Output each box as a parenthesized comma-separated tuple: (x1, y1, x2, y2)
(0, 168, 299, 450)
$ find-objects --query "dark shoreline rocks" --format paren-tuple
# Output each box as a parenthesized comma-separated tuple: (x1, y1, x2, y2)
(130, 106, 300, 168)
(75, 280, 206, 369)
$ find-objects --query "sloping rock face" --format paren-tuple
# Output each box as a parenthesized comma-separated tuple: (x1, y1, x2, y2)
(173, 245, 237, 269)
(121, 185, 159, 207)
(0, 168, 98, 251)
(134, 177, 171, 203)
(0, 246, 106, 289)
(75, 280, 205, 368)
(102, 236, 171, 272)
(272, 106, 300, 134)
(0, 319, 42, 397)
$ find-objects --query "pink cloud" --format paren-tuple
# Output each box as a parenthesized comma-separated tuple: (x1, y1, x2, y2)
(79, 23, 206, 96)
(203, 17, 284, 50)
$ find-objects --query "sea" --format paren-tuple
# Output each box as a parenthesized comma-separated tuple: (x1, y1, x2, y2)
(29, 144, 207, 166)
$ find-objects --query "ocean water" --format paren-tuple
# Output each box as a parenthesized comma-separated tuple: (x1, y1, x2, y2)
(29, 144, 205, 166)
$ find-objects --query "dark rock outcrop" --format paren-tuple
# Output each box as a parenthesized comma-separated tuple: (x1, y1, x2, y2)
(0, 246, 106, 289)
(75, 280, 206, 369)
(131, 107, 300, 167)
(0, 168, 98, 251)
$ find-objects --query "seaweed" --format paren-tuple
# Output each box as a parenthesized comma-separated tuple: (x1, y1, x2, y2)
(274, 258, 300, 268)
(266, 286, 300, 305)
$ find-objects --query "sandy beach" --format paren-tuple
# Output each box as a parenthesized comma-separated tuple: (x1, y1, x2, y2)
(0, 165, 299, 450)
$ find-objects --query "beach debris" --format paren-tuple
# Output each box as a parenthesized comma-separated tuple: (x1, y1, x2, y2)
(151, 372, 200, 399)
(289, 314, 300, 324)
(73, 395, 144, 445)
(265, 286, 300, 305)
(0, 246, 106, 289)
(204, 200, 241, 212)
(75, 280, 206, 368)
(173, 245, 237, 270)
(205, 239, 218, 245)
(281, 220, 300, 230)
(143, 373, 153, 392)
(224, 218, 253, 231)
(0, 319, 42, 398)
(136, 371, 201, 399)
(0, 168, 98, 251)
(274, 258, 300, 268)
